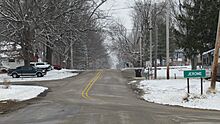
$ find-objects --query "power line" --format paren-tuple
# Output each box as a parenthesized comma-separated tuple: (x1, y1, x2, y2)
(100, 7, 134, 12)
(102, 7, 134, 11)
(100, 4, 155, 12)
(100, 0, 167, 12)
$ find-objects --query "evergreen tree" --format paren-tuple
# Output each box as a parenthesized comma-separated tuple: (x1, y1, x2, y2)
(174, 0, 220, 69)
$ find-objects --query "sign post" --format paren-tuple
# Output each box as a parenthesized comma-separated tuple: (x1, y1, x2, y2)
(187, 78, 190, 93)
(201, 78, 203, 95)
(184, 70, 206, 95)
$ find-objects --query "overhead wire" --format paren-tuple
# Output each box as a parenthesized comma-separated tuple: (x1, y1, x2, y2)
(99, 4, 153, 11)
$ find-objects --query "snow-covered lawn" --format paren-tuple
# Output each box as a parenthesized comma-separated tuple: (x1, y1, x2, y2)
(0, 69, 78, 83)
(138, 79, 220, 111)
(0, 69, 78, 102)
(122, 66, 192, 79)
(145, 66, 192, 79)
(0, 85, 48, 101)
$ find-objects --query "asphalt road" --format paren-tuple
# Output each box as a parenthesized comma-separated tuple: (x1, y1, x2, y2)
(0, 69, 220, 124)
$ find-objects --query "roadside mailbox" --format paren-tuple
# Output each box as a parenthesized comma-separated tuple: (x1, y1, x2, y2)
(183, 70, 206, 95)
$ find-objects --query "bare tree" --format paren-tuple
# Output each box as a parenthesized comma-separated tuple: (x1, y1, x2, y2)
(0, 0, 109, 69)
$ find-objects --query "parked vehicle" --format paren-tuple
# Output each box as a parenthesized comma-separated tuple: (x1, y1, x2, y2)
(8, 66, 46, 78)
(30, 62, 51, 71)
(0, 66, 9, 73)
(53, 64, 62, 70)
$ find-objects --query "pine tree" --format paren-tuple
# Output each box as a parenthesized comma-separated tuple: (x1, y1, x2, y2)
(175, 0, 220, 69)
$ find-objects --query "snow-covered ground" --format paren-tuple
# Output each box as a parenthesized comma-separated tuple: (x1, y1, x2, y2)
(135, 66, 220, 110)
(145, 66, 192, 79)
(122, 66, 192, 79)
(0, 69, 78, 83)
(0, 69, 78, 102)
(137, 79, 220, 111)
(0, 85, 48, 101)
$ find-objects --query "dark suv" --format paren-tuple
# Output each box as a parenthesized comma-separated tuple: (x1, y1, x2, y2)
(8, 66, 46, 78)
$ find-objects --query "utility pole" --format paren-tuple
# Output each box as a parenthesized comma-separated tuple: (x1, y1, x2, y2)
(154, 25, 158, 79)
(154, 6, 158, 79)
(166, 0, 170, 80)
(154, 3, 158, 79)
(149, 8, 153, 77)
(210, 11, 220, 91)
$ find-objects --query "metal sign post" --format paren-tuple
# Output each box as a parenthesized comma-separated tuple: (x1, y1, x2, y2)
(201, 78, 203, 95)
(184, 70, 206, 95)
(187, 78, 190, 93)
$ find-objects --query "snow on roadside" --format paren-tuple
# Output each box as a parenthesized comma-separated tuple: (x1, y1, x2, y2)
(138, 79, 220, 110)
(121, 66, 192, 79)
(0, 85, 48, 101)
(146, 66, 191, 79)
(128, 80, 137, 85)
(0, 69, 78, 83)
(0, 69, 77, 102)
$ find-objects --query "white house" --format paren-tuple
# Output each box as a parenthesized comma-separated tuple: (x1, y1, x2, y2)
(0, 41, 24, 69)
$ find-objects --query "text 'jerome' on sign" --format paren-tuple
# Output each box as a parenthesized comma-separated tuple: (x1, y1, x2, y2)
(184, 70, 206, 78)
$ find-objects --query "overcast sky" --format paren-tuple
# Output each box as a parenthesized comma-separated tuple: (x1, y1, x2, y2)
(100, 0, 167, 30)
(100, 0, 135, 30)
(100, 0, 167, 68)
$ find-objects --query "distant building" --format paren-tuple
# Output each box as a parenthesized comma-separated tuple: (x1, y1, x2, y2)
(0, 57, 24, 69)
(0, 41, 24, 69)
(172, 49, 188, 66)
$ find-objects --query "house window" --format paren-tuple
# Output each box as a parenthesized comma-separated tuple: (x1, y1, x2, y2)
(8, 58, 15, 62)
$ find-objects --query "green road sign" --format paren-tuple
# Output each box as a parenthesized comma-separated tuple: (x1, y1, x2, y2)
(184, 70, 206, 78)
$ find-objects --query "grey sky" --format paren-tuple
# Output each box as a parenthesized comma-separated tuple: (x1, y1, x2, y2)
(100, 0, 167, 30)
(100, 0, 134, 30)
(100, 0, 168, 68)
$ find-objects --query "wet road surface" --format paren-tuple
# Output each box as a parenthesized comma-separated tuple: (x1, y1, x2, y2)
(0, 70, 220, 124)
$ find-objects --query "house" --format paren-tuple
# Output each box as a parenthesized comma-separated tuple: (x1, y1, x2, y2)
(0, 57, 24, 69)
(0, 41, 24, 69)
(172, 49, 188, 66)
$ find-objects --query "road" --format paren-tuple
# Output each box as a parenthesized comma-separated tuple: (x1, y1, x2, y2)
(0, 69, 220, 124)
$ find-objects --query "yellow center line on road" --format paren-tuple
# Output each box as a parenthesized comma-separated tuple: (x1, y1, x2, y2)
(81, 70, 102, 99)
(81, 71, 100, 99)
(85, 71, 102, 98)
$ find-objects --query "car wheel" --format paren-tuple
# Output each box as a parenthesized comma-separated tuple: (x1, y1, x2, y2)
(37, 72, 43, 77)
(12, 73, 19, 78)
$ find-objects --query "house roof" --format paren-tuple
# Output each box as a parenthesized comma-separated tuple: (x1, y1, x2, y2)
(202, 49, 214, 55)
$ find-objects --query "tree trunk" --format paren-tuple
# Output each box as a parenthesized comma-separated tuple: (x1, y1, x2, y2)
(23, 46, 30, 66)
(191, 55, 197, 70)
(46, 44, 53, 64)
(159, 56, 163, 66)
(22, 24, 32, 66)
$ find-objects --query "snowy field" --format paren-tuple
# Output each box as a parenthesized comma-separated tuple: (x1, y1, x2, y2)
(0, 69, 78, 101)
(0, 85, 48, 101)
(138, 79, 220, 111)
(0, 69, 78, 83)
